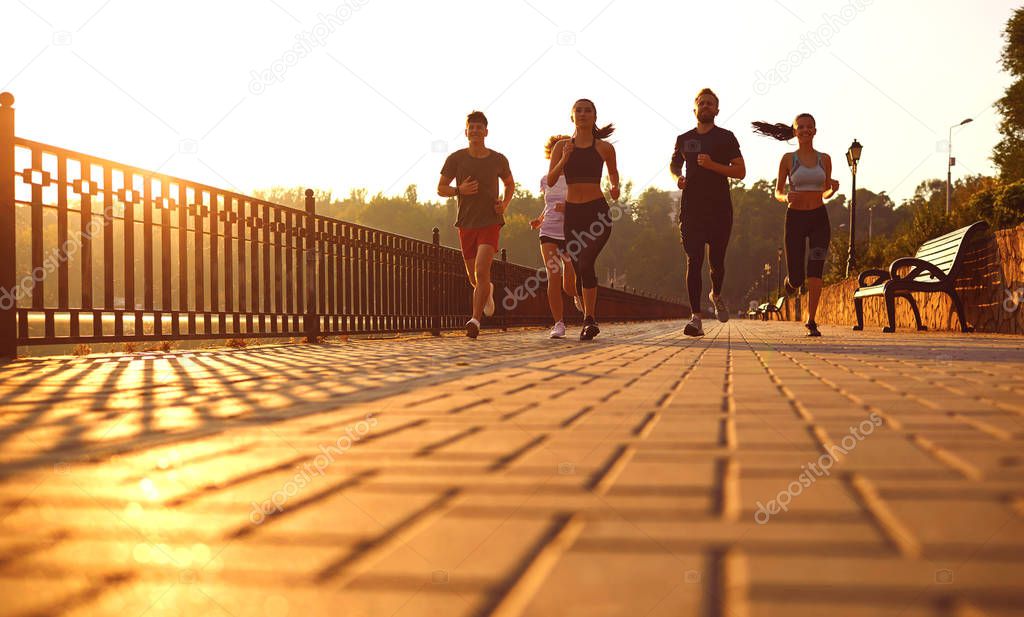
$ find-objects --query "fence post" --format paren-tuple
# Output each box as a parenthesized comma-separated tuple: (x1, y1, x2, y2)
(0, 93, 16, 360)
(430, 227, 441, 336)
(500, 248, 508, 331)
(304, 189, 319, 343)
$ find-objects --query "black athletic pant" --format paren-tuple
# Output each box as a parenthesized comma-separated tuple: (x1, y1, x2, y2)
(680, 209, 732, 316)
(564, 199, 612, 295)
(784, 207, 830, 287)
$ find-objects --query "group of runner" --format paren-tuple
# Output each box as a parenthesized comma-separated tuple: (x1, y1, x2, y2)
(438, 89, 838, 340)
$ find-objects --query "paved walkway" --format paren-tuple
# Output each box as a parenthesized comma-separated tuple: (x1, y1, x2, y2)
(1, 320, 1023, 617)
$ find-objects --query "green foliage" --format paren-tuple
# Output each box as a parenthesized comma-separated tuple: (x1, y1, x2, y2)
(996, 7, 1024, 181)
(1002, 7, 1024, 75)
(965, 179, 1024, 229)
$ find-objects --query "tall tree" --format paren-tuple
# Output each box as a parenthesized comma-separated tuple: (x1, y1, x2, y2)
(995, 7, 1024, 181)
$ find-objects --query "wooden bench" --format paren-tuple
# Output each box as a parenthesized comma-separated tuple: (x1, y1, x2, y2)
(761, 297, 785, 321)
(853, 221, 988, 333)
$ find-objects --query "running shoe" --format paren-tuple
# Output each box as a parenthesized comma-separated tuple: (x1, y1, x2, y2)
(580, 316, 600, 341)
(805, 321, 822, 337)
(684, 314, 704, 337)
(573, 296, 584, 313)
(483, 282, 495, 317)
(466, 318, 480, 339)
(709, 292, 729, 323)
(549, 321, 566, 339)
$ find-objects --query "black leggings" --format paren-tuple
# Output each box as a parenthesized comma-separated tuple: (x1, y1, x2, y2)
(564, 199, 612, 294)
(680, 212, 732, 315)
(785, 207, 831, 287)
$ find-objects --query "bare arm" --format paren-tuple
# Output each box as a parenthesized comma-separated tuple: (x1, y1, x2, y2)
(530, 206, 545, 229)
(669, 137, 687, 191)
(438, 174, 457, 198)
(547, 140, 572, 187)
(821, 154, 839, 200)
(775, 155, 790, 204)
(438, 174, 479, 199)
(598, 140, 620, 201)
(670, 136, 684, 180)
(497, 172, 515, 213)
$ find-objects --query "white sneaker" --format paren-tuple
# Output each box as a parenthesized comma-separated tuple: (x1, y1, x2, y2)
(709, 292, 729, 323)
(574, 296, 584, 313)
(684, 314, 704, 337)
(483, 282, 495, 317)
(549, 321, 566, 339)
(466, 318, 480, 339)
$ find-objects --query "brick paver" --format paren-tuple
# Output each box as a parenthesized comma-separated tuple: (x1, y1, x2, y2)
(2, 321, 1024, 616)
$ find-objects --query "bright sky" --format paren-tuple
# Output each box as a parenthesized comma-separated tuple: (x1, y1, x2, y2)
(0, 0, 1014, 206)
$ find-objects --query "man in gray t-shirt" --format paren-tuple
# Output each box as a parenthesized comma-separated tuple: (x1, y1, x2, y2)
(437, 110, 515, 339)
(441, 148, 512, 229)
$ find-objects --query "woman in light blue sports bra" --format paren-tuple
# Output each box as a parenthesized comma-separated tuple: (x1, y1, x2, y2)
(753, 114, 840, 337)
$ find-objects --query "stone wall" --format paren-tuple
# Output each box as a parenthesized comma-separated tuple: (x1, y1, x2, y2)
(781, 224, 1024, 334)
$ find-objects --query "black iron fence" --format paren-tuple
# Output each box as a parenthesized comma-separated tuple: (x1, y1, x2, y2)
(0, 93, 687, 358)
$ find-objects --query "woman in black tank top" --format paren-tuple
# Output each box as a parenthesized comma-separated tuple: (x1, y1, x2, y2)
(545, 99, 620, 341)
(563, 141, 605, 185)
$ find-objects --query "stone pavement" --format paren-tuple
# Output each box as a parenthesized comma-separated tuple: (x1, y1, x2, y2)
(1, 320, 1023, 617)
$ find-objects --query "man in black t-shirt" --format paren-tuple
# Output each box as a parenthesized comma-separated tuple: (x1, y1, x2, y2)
(670, 88, 746, 336)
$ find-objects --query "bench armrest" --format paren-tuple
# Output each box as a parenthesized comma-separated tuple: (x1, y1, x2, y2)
(889, 257, 949, 283)
(858, 268, 890, 287)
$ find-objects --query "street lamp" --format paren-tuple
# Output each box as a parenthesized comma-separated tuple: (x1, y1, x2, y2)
(763, 262, 771, 300)
(845, 139, 863, 278)
(777, 247, 783, 293)
(867, 202, 874, 245)
(946, 118, 974, 216)
(777, 247, 785, 318)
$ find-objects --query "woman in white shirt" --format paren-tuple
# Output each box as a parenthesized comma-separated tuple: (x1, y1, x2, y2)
(530, 135, 582, 339)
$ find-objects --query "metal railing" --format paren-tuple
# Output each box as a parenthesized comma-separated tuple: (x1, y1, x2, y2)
(0, 93, 687, 357)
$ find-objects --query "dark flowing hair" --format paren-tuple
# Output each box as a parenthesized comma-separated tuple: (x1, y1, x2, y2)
(545, 134, 571, 160)
(573, 98, 615, 139)
(752, 113, 815, 141)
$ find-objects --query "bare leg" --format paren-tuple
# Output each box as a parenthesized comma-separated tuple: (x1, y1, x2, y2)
(806, 277, 823, 323)
(561, 255, 577, 300)
(541, 243, 564, 323)
(583, 286, 598, 318)
(463, 259, 477, 288)
(472, 244, 496, 322)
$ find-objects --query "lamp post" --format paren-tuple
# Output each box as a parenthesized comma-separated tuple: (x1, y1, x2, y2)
(867, 202, 874, 245)
(946, 118, 974, 216)
(777, 247, 785, 318)
(777, 247, 784, 294)
(763, 263, 771, 301)
(845, 139, 863, 278)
